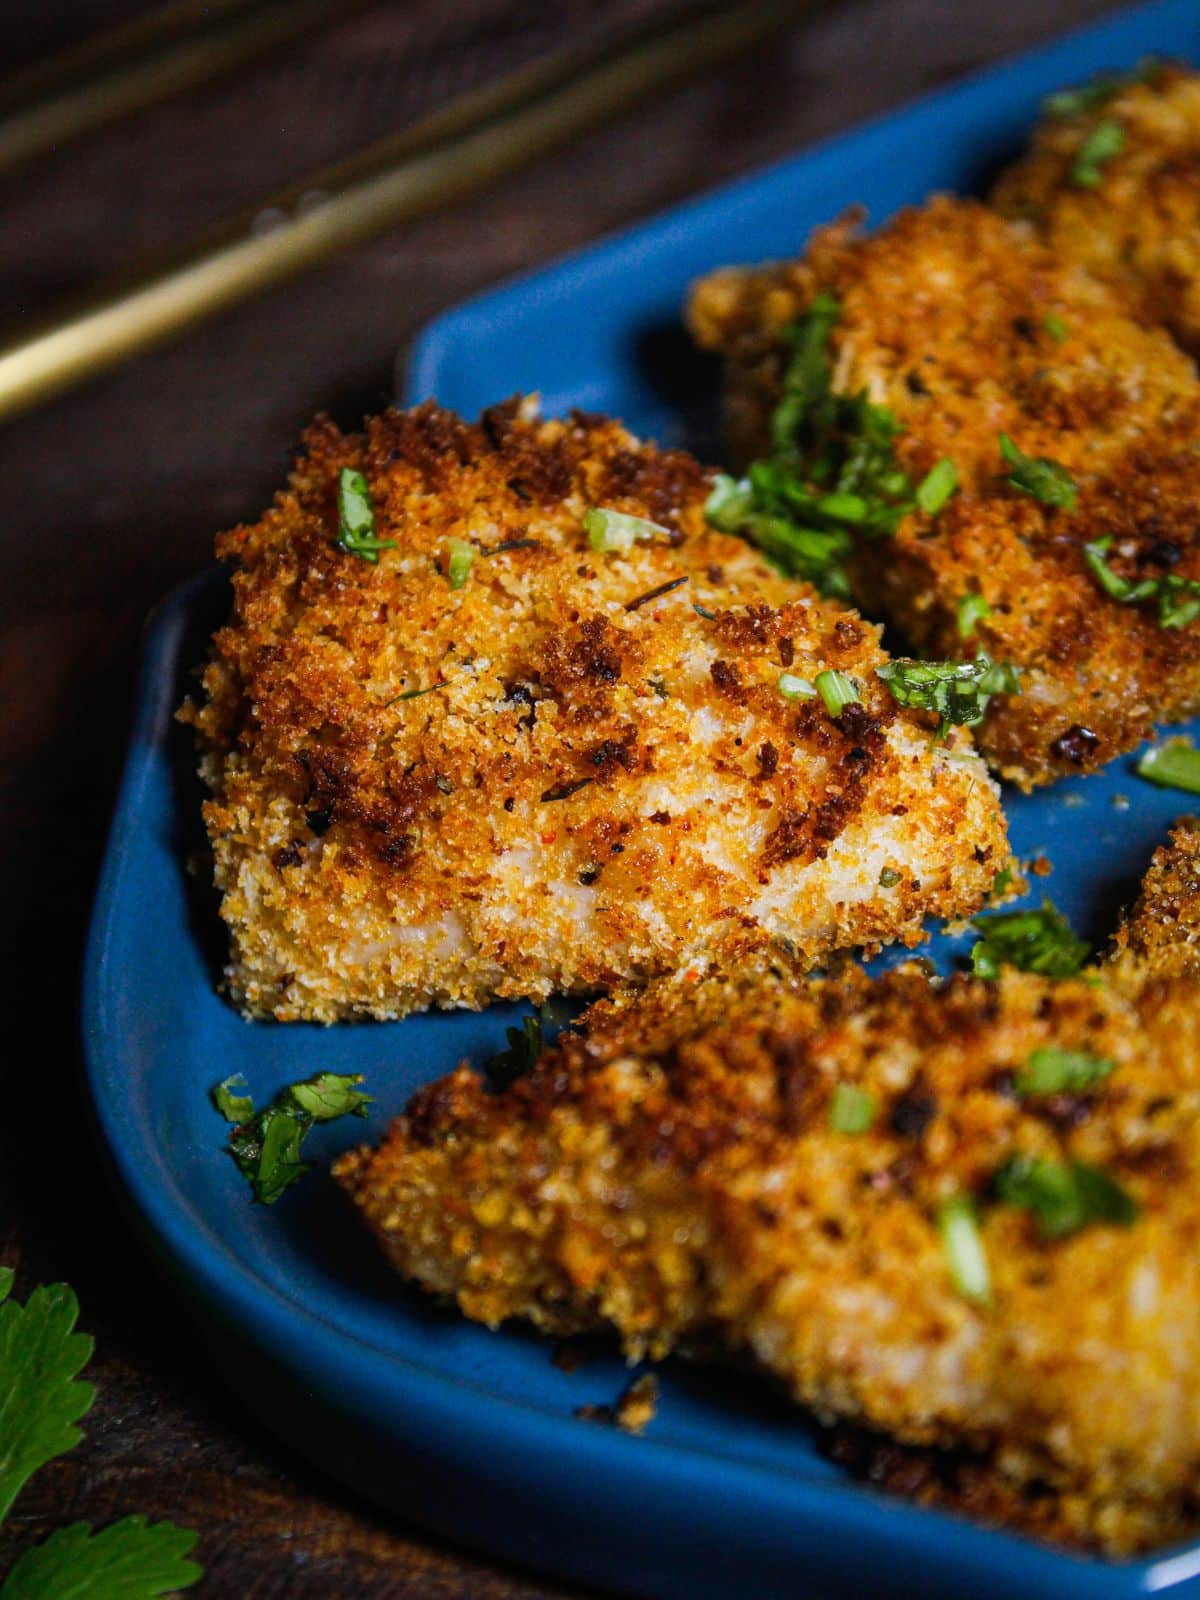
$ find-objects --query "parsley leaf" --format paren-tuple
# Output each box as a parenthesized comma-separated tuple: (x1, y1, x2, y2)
(705, 294, 914, 596)
(216, 1071, 372, 1204)
(1137, 737, 1200, 794)
(0, 1517, 201, 1599)
(1015, 1047, 1114, 1096)
(211, 1075, 253, 1124)
(938, 1196, 991, 1305)
(1043, 312, 1069, 344)
(584, 507, 668, 553)
(0, 1274, 94, 1524)
(876, 653, 1019, 740)
(969, 901, 1089, 979)
(998, 433, 1077, 510)
(1084, 536, 1200, 629)
(1069, 117, 1126, 188)
(829, 1084, 876, 1134)
(485, 1014, 543, 1092)
(335, 467, 396, 563)
(993, 1156, 1138, 1239)
(1043, 57, 1162, 120)
(956, 592, 991, 639)
(915, 458, 958, 516)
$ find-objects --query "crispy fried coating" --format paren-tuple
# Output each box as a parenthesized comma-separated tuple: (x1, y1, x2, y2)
(336, 956, 1200, 1554)
(186, 399, 1005, 1021)
(1109, 817, 1200, 978)
(687, 197, 1200, 789)
(993, 63, 1200, 355)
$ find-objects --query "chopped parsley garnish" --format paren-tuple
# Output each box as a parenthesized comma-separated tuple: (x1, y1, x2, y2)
(1084, 536, 1200, 628)
(0, 1268, 201, 1594)
(937, 1197, 991, 1305)
(777, 670, 816, 701)
(993, 1155, 1137, 1239)
(486, 1014, 543, 1091)
(704, 293, 914, 596)
(878, 866, 902, 888)
(213, 1071, 372, 1204)
(1043, 57, 1161, 120)
(815, 668, 860, 717)
(997, 433, 1077, 510)
(969, 900, 1089, 979)
(956, 591, 991, 639)
(1043, 312, 1069, 344)
(1015, 1046, 1114, 1097)
(1069, 117, 1126, 188)
(915, 458, 958, 516)
(336, 467, 396, 563)
(992, 865, 1014, 897)
(829, 1083, 876, 1134)
(876, 653, 1019, 740)
(1136, 737, 1200, 794)
(584, 506, 668, 553)
(446, 537, 475, 589)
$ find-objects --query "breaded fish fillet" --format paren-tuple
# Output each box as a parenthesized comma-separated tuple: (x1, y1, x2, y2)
(1111, 816, 1200, 979)
(993, 63, 1200, 356)
(688, 197, 1200, 788)
(186, 399, 1005, 1022)
(336, 898, 1200, 1554)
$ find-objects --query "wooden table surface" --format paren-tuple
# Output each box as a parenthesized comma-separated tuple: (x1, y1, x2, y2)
(0, 1, 1120, 1593)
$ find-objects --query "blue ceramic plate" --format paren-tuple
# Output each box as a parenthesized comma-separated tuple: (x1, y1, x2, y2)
(87, 4, 1200, 1596)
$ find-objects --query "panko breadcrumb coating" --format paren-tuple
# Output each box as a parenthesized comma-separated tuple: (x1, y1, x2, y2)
(687, 197, 1200, 789)
(1109, 816, 1200, 978)
(993, 62, 1200, 355)
(185, 399, 1005, 1021)
(336, 935, 1200, 1556)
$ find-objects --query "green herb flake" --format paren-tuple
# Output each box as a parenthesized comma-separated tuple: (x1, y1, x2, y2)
(217, 1071, 372, 1205)
(879, 866, 902, 888)
(815, 668, 860, 717)
(335, 467, 396, 563)
(1043, 57, 1162, 120)
(915, 458, 958, 516)
(992, 865, 1014, 897)
(446, 537, 475, 589)
(0, 1516, 202, 1599)
(994, 1155, 1138, 1239)
(970, 900, 1090, 979)
(584, 506, 668, 553)
(1137, 738, 1200, 794)
(1043, 312, 1069, 344)
(1069, 117, 1126, 188)
(211, 1075, 254, 1124)
(938, 1196, 991, 1305)
(1083, 536, 1200, 628)
(876, 653, 1019, 739)
(956, 592, 991, 639)
(1016, 1046, 1114, 1097)
(998, 433, 1077, 510)
(829, 1083, 876, 1135)
(777, 671, 816, 701)
(703, 294, 915, 597)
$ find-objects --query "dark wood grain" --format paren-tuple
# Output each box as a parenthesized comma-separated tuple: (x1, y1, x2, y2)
(0, 1, 1120, 1594)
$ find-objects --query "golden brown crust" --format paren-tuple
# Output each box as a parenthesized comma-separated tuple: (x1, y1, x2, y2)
(993, 63, 1200, 355)
(336, 954, 1200, 1555)
(687, 197, 1200, 789)
(186, 398, 1006, 1020)
(1109, 817, 1200, 978)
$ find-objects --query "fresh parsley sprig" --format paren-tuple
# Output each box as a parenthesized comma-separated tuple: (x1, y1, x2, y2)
(876, 653, 1019, 740)
(213, 1071, 373, 1204)
(969, 901, 1090, 979)
(335, 467, 396, 564)
(1043, 56, 1161, 120)
(993, 1155, 1138, 1239)
(1015, 1047, 1113, 1097)
(0, 1268, 201, 1597)
(705, 294, 916, 596)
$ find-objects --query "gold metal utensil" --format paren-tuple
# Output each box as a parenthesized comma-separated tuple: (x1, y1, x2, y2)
(0, 0, 809, 422)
